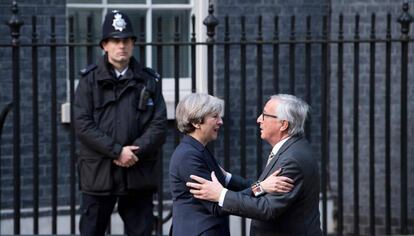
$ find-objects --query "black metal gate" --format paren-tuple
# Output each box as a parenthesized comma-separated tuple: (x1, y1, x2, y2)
(1, 1, 413, 235)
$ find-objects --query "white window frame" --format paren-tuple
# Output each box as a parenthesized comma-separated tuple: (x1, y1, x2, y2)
(63, 0, 209, 121)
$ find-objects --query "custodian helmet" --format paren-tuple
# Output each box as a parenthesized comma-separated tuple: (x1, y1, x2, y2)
(100, 10, 136, 48)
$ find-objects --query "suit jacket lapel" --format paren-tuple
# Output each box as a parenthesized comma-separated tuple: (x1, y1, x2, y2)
(182, 135, 226, 184)
(259, 135, 303, 181)
(205, 147, 226, 184)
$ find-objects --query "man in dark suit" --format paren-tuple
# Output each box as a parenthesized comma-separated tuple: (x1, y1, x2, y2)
(187, 94, 322, 236)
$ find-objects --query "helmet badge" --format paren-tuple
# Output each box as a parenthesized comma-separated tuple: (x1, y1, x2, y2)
(112, 13, 127, 32)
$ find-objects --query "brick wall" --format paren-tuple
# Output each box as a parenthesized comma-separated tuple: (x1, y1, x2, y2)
(0, 0, 71, 210)
(0, 0, 413, 234)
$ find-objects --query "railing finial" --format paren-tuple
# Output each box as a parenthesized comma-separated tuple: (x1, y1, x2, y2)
(6, 1, 24, 45)
(398, 1, 413, 38)
(203, 3, 219, 42)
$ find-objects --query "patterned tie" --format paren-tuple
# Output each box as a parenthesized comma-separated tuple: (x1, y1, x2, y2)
(266, 152, 275, 166)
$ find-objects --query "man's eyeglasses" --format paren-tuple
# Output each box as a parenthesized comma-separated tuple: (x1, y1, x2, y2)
(261, 112, 278, 121)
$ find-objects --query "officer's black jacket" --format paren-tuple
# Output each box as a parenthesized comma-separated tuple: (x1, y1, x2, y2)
(74, 55, 167, 195)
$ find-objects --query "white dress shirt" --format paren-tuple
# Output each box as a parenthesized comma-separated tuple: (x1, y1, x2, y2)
(218, 136, 291, 206)
(114, 66, 129, 78)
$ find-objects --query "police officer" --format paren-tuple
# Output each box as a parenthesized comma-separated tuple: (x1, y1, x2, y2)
(74, 10, 167, 236)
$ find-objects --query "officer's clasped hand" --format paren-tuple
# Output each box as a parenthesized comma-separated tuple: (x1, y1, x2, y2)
(113, 146, 140, 167)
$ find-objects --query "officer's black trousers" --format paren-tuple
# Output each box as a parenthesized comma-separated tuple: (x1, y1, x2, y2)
(80, 193, 154, 236)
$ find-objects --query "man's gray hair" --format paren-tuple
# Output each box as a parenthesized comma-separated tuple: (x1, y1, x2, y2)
(270, 94, 310, 136)
(176, 93, 223, 134)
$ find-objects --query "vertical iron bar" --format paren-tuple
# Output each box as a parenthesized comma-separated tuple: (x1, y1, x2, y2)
(289, 16, 296, 94)
(384, 13, 391, 236)
(7, 1, 23, 234)
(157, 155, 164, 236)
(305, 15, 312, 141)
(240, 15, 247, 236)
(207, 42, 214, 95)
(203, 4, 218, 95)
(140, 16, 146, 64)
(68, 15, 77, 235)
(399, 27, 409, 236)
(0, 103, 13, 234)
(174, 16, 180, 148)
(224, 16, 230, 170)
(0, 107, 2, 235)
(86, 14, 93, 65)
(157, 17, 163, 88)
(397, 2, 412, 234)
(353, 14, 360, 236)
(320, 15, 328, 236)
(256, 15, 263, 177)
(0, 103, 1, 234)
(0, 102, 13, 234)
(273, 16, 279, 93)
(369, 13, 376, 236)
(31, 15, 40, 235)
(191, 15, 196, 92)
(156, 156, 164, 236)
(337, 13, 344, 236)
(50, 16, 58, 235)
(156, 17, 164, 236)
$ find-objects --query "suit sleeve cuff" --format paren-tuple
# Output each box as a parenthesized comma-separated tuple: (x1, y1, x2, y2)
(218, 188, 228, 207)
(111, 143, 123, 159)
(225, 172, 232, 186)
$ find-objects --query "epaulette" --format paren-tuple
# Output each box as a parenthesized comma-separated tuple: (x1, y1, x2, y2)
(143, 67, 160, 82)
(79, 64, 97, 76)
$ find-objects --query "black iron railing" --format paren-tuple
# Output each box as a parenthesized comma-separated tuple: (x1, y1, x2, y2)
(1, 1, 413, 235)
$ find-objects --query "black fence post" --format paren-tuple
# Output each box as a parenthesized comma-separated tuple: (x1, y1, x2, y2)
(6, 1, 23, 234)
(203, 3, 218, 156)
(320, 15, 329, 236)
(256, 15, 263, 178)
(353, 13, 360, 236)
(155, 16, 163, 236)
(304, 15, 312, 141)
(191, 15, 197, 93)
(86, 14, 94, 65)
(174, 16, 180, 114)
(289, 15, 296, 94)
(68, 15, 77, 235)
(273, 16, 279, 94)
(384, 13, 392, 236)
(173, 17, 180, 149)
(240, 15, 247, 236)
(203, 3, 218, 95)
(139, 16, 146, 64)
(368, 13, 376, 236)
(397, 2, 412, 235)
(0, 103, 13, 234)
(49, 15, 58, 235)
(31, 15, 40, 235)
(223, 15, 230, 171)
(337, 13, 344, 236)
